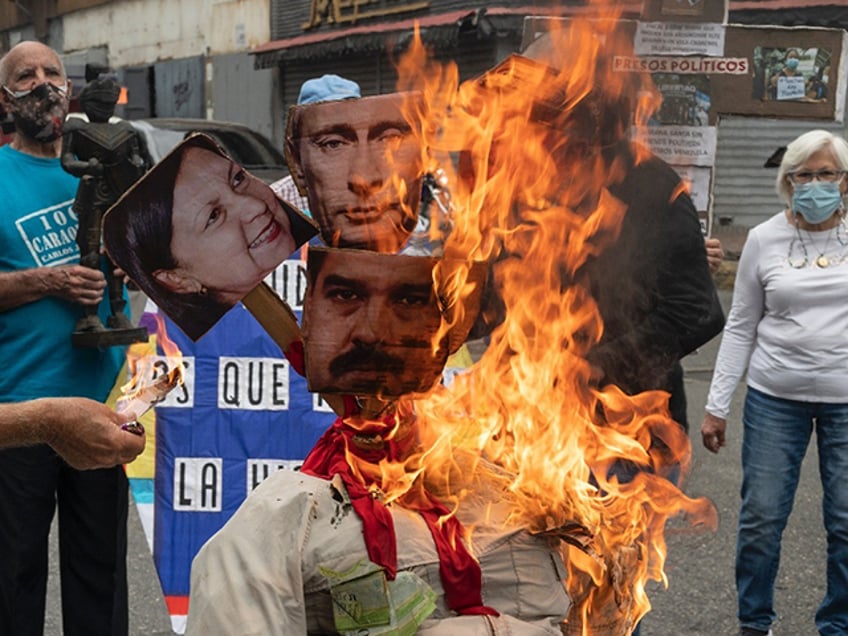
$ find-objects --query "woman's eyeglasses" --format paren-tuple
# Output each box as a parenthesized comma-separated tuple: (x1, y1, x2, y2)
(788, 169, 846, 184)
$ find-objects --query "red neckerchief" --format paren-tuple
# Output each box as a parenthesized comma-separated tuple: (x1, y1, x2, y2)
(297, 380, 497, 616)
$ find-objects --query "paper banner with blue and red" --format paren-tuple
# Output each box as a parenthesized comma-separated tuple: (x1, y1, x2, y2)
(115, 258, 335, 633)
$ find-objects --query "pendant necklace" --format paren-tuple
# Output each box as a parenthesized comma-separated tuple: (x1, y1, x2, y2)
(808, 227, 834, 267)
(788, 212, 848, 269)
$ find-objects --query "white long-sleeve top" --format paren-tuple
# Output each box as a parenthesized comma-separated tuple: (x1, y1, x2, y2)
(705, 211, 848, 419)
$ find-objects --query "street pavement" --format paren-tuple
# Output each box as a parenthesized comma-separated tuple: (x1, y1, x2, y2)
(44, 290, 825, 635)
(639, 290, 824, 636)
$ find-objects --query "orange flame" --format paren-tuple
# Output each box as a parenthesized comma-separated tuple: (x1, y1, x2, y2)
(120, 314, 184, 413)
(345, 7, 716, 635)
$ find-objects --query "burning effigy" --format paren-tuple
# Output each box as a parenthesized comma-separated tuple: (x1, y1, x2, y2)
(394, 13, 725, 634)
(115, 9, 722, 636)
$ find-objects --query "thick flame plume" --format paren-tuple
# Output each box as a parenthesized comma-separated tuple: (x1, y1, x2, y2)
(117, 314, 184, 419)
(351, 6, 717, 635)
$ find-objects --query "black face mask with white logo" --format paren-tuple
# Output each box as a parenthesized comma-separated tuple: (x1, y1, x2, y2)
(5, 82, 68, 143)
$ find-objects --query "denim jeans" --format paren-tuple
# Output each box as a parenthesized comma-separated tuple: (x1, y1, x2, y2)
(737, 387, 848, 635)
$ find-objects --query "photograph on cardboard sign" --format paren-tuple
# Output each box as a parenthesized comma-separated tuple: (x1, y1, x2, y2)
(103, 133, 317, 341)
(649, 73, 711, 126)
(753, 46, 832, 102)
(302, 247, 485, 398)
(285, 92, 425, 253)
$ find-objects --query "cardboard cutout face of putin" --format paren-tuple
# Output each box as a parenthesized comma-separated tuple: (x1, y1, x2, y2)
(285, 92, 425, 253)
(302, 247, 485, 397)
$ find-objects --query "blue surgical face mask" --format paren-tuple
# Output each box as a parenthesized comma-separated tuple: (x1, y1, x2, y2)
(785, 57, 800, 71)
(793, 181, 844, 224)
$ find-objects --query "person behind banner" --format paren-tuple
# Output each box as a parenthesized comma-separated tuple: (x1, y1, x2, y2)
(285, 92, 424, 253)
(478, 35, 725, 434)
(103, 133, 317, 340)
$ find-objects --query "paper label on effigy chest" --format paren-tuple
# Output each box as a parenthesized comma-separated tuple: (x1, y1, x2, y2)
(356, 571, 437, 636)
(320, 559, 437, 635)
(322, 563, 392, 630)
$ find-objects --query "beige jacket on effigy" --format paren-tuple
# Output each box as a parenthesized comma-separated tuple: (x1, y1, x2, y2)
(185, 470, 571, 635)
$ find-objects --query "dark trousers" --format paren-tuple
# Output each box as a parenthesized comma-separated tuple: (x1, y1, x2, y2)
(667, 361, 688, 432)
(0, 445, 128, 636)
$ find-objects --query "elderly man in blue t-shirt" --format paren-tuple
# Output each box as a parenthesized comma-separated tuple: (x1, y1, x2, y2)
(0, 40, 133, 636)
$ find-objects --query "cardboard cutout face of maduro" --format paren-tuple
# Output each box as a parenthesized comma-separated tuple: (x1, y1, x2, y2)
(286, 92, 424, 253)
(302, 247, 486, 397)
(103, 133, 316, 340)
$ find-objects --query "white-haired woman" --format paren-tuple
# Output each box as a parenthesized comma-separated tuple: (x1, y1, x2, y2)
(701, 129, 848, 636)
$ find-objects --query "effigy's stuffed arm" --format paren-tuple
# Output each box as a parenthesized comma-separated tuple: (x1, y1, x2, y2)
(185, 475, 313, 635)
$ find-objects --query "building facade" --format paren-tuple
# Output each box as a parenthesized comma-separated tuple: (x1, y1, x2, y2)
(0, 0, 845, 229)
(254, 0, 848, 230)
(0, 0, 278, 142)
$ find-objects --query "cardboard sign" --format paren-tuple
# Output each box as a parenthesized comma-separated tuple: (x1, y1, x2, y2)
(103, 133, 317, 341)
(524, 17, 848, 123)
(285, 92, 425, 253)
(634, 21, 726, 57)
(717, 26, 847, 121)
(302, 247, 485, 397)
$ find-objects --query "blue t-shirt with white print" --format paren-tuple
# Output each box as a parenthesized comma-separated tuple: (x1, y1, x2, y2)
(0, 144, 124, 402)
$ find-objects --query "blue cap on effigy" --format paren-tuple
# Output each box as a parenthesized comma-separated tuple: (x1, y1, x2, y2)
(297, 74, 362, 105)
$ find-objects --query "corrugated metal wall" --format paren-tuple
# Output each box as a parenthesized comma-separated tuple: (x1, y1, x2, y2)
(60, 45, 108, 97)
(119, 66, 153, 120)
(213, 52, 276, 143)
(153, 56, 205, 119)
(713, 116, 848, 229)
(276, 37, 501, 142)
(271, 0, 508, 40)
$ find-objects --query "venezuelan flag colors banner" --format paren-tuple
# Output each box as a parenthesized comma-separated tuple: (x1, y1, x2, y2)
(117, 259, 336, 633)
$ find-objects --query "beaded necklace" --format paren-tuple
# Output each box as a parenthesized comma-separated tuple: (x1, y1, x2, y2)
(787, 212, 848, 268)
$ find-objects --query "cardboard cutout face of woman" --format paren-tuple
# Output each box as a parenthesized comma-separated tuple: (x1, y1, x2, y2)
(285, 92, 425, 253)
(302, 247, 485, 397)
(104, 133, 317, 340)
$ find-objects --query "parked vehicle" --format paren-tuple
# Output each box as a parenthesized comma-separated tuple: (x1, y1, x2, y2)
(128, 118, 288, 183)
